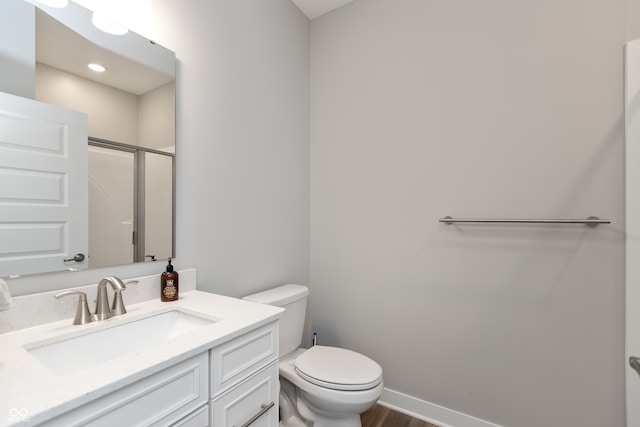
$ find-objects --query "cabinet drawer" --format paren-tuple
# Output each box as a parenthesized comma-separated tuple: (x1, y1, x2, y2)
(211, 362, 279, 427)
(211, 322, 278, 396)
(48, 353, 209, 427)
(172, 403, 209, 427)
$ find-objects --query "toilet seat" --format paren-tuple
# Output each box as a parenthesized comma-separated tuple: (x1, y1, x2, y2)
(294, 346, 383, 391)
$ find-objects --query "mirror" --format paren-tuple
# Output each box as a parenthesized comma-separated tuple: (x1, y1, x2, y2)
(7, 0, 175, 276)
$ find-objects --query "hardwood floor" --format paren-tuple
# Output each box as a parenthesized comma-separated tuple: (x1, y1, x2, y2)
(361, 404, 440, 427)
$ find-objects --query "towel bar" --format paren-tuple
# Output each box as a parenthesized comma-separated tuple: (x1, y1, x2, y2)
(439, 216, 610, 227)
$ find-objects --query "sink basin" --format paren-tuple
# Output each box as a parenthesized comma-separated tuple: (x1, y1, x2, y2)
(25, 309, 217, 375)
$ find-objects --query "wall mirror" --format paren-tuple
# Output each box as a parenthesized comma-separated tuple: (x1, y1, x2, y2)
(2, 0, 175, 277)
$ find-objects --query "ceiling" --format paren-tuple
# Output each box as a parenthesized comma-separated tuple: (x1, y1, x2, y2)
(290, 0, 356, 20)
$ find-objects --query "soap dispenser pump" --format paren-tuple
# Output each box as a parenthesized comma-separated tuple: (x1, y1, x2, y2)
(161, 258, 179, 302)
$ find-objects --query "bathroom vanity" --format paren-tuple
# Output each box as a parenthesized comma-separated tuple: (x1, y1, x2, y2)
(0, 286, 283, 426)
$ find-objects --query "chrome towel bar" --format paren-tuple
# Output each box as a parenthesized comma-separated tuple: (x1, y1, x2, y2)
(439, 216, 610, 227)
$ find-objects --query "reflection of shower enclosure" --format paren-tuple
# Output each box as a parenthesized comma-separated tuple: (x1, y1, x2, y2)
(88, 138, 173, 268)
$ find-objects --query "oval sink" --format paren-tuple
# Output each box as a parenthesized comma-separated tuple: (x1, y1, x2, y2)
(25, 309, 217, 375)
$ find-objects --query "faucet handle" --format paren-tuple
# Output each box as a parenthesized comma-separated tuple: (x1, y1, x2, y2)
(54, 290, 93, 325)
(111, 280, 138, 316)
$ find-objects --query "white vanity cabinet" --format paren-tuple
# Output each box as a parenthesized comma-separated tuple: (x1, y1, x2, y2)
(0, 289, 285, 427)
(210, 322, 279, 427)
(43, 321, 279, 427)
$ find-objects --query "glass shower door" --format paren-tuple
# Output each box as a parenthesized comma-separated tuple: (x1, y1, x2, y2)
(88, 145, 135, 268)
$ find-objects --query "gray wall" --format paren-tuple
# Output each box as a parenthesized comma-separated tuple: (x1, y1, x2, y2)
(149, 0, 311, 298)
(309, 0, 634, 426)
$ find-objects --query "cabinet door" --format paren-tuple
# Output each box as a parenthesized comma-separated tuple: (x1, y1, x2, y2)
(211, 322, 278, 397)
(212, 362, 278, 427)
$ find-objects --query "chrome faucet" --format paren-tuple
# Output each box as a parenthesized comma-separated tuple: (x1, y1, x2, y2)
(55, 276, 138, 325)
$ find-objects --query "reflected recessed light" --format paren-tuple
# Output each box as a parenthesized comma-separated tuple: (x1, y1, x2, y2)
(88, 63, 106, 72)
(35, 0, 68, 7)
(92, 12, 129, 36)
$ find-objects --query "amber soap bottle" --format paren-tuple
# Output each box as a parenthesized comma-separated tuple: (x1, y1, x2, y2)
(161, 258, 179, 302)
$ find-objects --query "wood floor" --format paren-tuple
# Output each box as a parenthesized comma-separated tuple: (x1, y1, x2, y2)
(361, 404, 440, 427)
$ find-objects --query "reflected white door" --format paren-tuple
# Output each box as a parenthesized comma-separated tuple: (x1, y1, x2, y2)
(626, 39, 640, 427)
(0, 92, 88, 277)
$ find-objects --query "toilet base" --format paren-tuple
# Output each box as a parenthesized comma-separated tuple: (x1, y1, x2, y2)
(279, 377, 364, 427)
(298, 404, 361, 427)
(280, 405, 361, 427)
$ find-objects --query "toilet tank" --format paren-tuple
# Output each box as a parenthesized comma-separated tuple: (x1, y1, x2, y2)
(243, 284, 309, 357)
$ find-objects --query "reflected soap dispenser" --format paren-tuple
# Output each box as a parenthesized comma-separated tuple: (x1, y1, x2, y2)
(161, 258, 179, 302)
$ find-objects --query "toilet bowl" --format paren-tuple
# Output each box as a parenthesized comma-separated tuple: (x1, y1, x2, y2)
(243, 284, 383, 427)
(280, 347, 383, 427)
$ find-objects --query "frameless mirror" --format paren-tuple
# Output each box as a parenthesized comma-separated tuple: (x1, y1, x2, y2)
(2, 0, 175, 277)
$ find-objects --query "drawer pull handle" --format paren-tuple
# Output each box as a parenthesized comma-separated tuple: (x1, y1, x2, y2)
(240, 402, 275, 427)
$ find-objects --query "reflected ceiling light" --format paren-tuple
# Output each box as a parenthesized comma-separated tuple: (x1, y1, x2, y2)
(88, 63, 106, 72)
(91, 12, 129, 35)
(35, 0, 68, 7)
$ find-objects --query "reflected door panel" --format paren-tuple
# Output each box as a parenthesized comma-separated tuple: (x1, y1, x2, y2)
(0, 91, 88, 277)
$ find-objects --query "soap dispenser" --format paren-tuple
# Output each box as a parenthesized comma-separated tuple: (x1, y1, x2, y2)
(161, 258, 179, 302)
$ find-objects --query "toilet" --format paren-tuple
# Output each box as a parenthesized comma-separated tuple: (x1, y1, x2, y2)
(243, 284, 383, 427)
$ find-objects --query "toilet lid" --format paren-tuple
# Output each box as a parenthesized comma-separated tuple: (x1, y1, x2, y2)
(294, 346, 383, 391)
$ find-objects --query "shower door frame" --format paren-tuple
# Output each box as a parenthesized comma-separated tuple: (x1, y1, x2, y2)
(89, 137, 175, 264)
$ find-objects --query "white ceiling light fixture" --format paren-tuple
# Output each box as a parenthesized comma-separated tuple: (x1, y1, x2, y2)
(91, 12, 128, 35)
(88, 63, 106, 72)
(74, 0, 150, 36)
(35, 0, 68, 7)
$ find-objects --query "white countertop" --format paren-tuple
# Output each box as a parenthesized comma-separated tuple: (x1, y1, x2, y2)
(0, 290, 283, 426)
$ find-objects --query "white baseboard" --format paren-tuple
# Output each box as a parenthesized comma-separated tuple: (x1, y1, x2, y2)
(378, 388, 503, 427)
